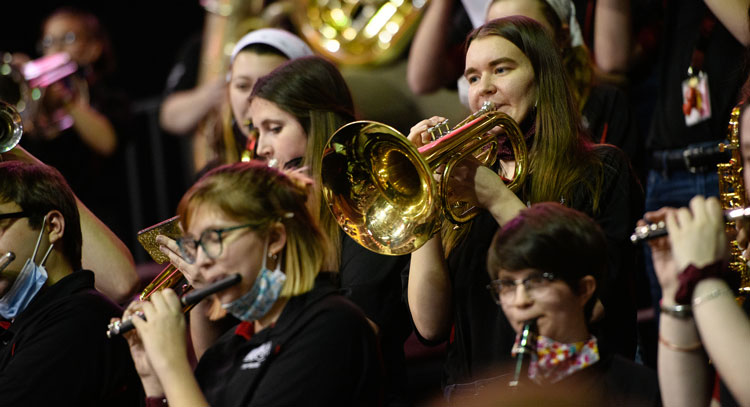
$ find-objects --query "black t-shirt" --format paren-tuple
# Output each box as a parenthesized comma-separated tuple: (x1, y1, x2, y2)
(554, 353, 661, 406)
(447, 351, 661, 406)
(646, 0, 747, 151)
(583, 83, 643, 178)
(340, 234, 412, 405)
(435, 145, 643, 387)
(0, 270, 144, 407)
(194, 275, 383, 406)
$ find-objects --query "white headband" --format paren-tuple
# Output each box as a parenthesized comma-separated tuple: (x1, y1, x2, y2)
(543, 0, 584, 47)
(229, 28, 314, 64)
(472, 0, 584, 47)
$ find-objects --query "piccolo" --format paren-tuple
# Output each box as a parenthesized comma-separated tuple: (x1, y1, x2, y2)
(509, 318, 538, 388)
(0, 252, 15, 273)
(631, 207, 750, 244)
(107, 273, 241, 338)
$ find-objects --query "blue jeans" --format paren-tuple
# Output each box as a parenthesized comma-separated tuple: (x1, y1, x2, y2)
(643, 168, 720, 305)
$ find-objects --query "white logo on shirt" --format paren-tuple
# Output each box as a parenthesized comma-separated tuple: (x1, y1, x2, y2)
(241, 341, 272, 370)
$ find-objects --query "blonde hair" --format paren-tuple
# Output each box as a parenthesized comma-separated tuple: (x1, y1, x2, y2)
(177, 161, 328, 297)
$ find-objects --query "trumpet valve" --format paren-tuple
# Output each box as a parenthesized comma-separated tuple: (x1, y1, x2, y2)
(427, 119, 450, 141)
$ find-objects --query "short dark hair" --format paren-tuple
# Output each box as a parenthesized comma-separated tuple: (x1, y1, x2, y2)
(0, 162, 82, 269)
(487, 202, 606, 320)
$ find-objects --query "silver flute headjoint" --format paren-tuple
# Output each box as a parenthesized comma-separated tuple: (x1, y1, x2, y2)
(631, 207, 750, 244)
(0, 252, 15, 273)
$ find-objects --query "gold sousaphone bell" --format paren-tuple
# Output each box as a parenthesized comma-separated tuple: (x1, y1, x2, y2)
(293, 0, 428, 66)
(321, 102, 528, 255)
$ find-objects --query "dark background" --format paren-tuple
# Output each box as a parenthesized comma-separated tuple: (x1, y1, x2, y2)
(2, 0, 208, 261)
(2, 0, 205, 102)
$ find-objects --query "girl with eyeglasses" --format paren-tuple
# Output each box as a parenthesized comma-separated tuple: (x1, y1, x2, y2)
(157, 55, 412, 406)
(122, 161, 382, 406)
(459, 202, 658, 406)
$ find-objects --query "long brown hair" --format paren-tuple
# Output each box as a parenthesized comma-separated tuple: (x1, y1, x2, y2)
(251, 56, 356, 270)
(489, 0, 594, 111)
(445, 16, 603, 254)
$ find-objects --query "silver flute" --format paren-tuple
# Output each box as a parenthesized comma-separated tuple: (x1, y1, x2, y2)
(107, 273, 241, 338)
(631, 207, 750, 244)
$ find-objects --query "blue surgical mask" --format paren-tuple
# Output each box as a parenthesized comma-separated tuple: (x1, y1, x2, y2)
(223, 238, 286, 322)
(0, 217, 52, 319)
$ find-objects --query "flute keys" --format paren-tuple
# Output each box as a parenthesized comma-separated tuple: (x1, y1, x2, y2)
(630, 221, 667, 244)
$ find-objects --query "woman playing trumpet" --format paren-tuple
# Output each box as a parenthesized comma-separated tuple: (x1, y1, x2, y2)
(157, 56, 412, 406)
(405, 16, 643, 401)
(121, 161, 382, 406)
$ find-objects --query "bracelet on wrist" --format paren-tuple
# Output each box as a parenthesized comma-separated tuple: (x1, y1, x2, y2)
(674, 260, 736, 305)
(658, 334, 703, 352)
(693, 287, 735, 307)
(659, 301, 693, 318)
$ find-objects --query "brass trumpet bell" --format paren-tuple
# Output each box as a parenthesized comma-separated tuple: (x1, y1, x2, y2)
(321, 105, 528, 255)
(136, 216, 192, 303)
(0, 100, 22, 153)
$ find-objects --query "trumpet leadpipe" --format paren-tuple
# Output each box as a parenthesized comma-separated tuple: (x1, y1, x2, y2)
(107, 273, 241, 338)
(631, 207, 750, 244)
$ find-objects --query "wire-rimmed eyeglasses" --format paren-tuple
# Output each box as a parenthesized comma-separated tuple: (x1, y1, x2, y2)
(486, 271, 557, 304)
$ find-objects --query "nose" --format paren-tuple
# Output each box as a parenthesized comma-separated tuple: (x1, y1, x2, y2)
(192, 246, 214, 286)
(255, 132, 273, 160)
(478, 73, 496, 97)
(45, 43, 63, 55)
(511, 283, 533, 307)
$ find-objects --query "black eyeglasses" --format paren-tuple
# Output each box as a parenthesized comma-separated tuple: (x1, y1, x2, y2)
(176, 223, 257, 264)
(486, 271, 557, 305)
(0, 211, 28, 220)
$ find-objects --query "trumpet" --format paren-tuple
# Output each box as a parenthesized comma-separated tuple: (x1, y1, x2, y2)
(134, 216, 199, 314)
(107, 273, 241, 338)
(320, 101, 528, 255)
(630, 206, 750, 243)
(0, 101, 23, 153)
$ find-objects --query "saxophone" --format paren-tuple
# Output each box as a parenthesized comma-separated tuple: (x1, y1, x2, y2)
(717, 105, 750, 298)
